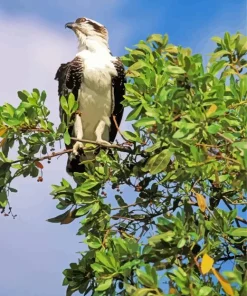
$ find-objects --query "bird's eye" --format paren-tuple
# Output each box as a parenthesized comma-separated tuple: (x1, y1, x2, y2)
(76, 17, 87, 23)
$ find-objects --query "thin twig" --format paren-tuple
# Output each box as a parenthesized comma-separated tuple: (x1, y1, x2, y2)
(20, 127, 50, 133)
(112, 115, 128, 142)
(9, 137, 139, 165)
(217, 132, 242, 153)
(196, 143, 223, 148)
(217, 255, 242, 262)
(217, 132, 234, 144)
(112, 215, 135, 221)
(10, 149, 73, 164)
(111, 202, 144, 211)
(235, 216, 247, 225)
(214, 155, 242, 165)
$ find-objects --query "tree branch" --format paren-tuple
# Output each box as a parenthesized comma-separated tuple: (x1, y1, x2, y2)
(19, 127, 50, 133)
(70, 137, 134, 153)
(9, 137, 143, 166)
(235, 216, 247, 225)
(217, 132, 234, 144)
(10, 149, 73, 165)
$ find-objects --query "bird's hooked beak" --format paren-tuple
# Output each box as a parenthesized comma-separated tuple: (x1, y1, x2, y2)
(65, 22, 76, 30)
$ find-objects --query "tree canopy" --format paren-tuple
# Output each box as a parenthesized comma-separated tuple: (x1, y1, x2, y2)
(0, 32, 247, 296)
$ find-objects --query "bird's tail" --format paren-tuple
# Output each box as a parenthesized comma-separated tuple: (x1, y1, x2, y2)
(66, 154, 86, 174)
(66, 148, 99, 174)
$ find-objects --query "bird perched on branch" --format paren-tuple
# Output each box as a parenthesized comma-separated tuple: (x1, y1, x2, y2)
(55, 17, 125, 174)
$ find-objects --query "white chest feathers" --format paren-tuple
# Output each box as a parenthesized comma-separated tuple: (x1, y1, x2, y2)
(74, 50, 117, 142)
(77, 50, 117, 92)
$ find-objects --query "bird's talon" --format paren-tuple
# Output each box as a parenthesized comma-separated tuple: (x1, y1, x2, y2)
(73, 142, 84, 155)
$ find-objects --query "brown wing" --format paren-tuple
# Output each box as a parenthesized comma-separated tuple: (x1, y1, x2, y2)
(110, 58, 126, 142)
(55, 57, 85, 174)
(55, 56, 83, 122)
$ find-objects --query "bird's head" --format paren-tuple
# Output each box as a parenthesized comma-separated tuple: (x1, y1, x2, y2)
(65, 17, 109, 51)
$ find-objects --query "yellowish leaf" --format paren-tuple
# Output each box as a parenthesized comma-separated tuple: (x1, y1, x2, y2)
(60, 210, 76, 225)
(206, 104, 217, 117)
(165, 45, 178, 53)
(201, 254, 214, 274)
(195, 193, 207, 212)
(169, 287, 177, 294)
(0, 126, 7, 137)
(212, 267, 234, 296)
(0, 138, 6, 147)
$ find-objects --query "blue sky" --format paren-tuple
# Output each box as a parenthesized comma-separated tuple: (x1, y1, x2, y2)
(0, 0, 246, 295)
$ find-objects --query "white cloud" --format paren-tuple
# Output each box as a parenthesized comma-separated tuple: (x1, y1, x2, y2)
(0, 9, 130, 296)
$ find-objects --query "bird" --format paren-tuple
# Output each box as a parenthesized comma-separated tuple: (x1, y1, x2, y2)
(55, 17, 125, 174)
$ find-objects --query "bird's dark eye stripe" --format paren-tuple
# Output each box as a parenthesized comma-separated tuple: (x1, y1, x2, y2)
(87, 20, 104, 33)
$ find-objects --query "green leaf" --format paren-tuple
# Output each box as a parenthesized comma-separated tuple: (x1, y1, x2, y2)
(173, 128, 189, 139)
(128, 60, 151, 71)
(126, 104, 143, 121)
(91, 202, 100, 215)
(163, 34, 169, 47)
(60, 96, 69, 114)
(17, 90, 29, 101)
(207, 124, 221, 134)
(136, 269, 155, 288)
(115, 195, 127, 207)
(177, 238, 186, 248)
(198, 286, 213, 296)
(96, 252, 116, 271)
(209, 50, 230, 62)
(145, 140, 164, 153)
(79, 180, 99, 191)
(4, 104, 15, 117)
(232, 142, 247, 150)
(9, 187, 17, 193)
(165, 44, 178, 53)
(236, 36, 247, 56)
(134, 117, 156, 128)
(143, 149, 172, 174)
(122, 131, 139, 142)
(86, 235, 102, 249)
(240, 75, 247, 98)
(47, 209, 71, 223)
(135, 44, 152, 54)
(224, 32, 231, 51)
(0, 191, 7, 207)
(228, 228, 247, 237)
(223, 271, 242, 285)
(147, 34, 163, 45)
(64, 129, 71, 145)
(74, 193, 95, 204)
(57, 122, 66, 134)
(132, 289, 152, 296)
(68, 93, 75, 111)
(209, 60, 227, 75)
(91, 263, 105, 273)
(75, 205, 92, 216)
(40, 90, 47, 103)
(211, 36, 222, 44)
(165, 65, 185, 74)
(149, 231, 175, 245)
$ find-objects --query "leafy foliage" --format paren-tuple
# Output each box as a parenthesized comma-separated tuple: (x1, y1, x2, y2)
(1, 32, 247, 295)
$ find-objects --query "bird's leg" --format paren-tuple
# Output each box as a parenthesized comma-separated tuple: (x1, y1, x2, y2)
(73, 113, 84, 155)
(95, 120, 111, 146)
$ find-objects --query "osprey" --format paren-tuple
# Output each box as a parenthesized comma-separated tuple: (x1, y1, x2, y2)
(55, 17, 125, 173)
